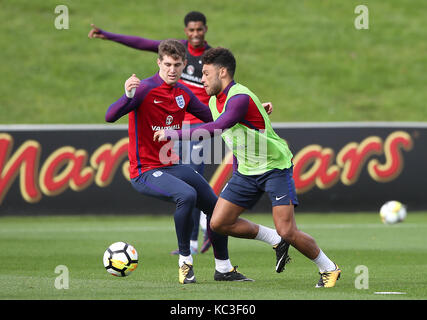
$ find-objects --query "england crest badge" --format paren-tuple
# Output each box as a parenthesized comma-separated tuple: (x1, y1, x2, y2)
(175, 95, 185, 109)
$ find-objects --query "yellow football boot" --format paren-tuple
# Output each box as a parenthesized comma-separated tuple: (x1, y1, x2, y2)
(179, 262, 196, 284)
(315, 263, 341, 288)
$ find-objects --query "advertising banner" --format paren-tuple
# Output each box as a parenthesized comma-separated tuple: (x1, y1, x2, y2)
(0, 123, 425, 215)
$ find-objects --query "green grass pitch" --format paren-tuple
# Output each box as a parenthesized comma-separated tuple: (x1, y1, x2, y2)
(0, 212, 426, 300)
(1, 0, 426, 124)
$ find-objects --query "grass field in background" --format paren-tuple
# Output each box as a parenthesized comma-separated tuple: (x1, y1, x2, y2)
(1, 213, 426, 300)
(0, 0, 426, 124)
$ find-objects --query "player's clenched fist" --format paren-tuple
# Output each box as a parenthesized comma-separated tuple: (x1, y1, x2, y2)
(124, 74, 140, 98)
(262, 102, 273, 115)
(125, 74, 140, 92)
(153, 130, 167, 142)
(88, 24, 106, 39)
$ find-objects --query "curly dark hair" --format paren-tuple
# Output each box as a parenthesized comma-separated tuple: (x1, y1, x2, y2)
(184, 11, 207, 26)
(202, 47, 236, 78)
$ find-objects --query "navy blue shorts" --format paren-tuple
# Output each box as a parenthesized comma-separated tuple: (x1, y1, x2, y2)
(220, 166, 299, 209)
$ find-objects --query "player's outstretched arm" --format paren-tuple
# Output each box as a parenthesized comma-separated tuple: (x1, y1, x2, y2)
(105, 74, 144, 122)
(88, 24, 161, 52)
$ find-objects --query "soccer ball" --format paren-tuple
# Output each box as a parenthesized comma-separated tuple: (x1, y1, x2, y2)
(103, 242, 138, 277)
(379, 201, 407, 225)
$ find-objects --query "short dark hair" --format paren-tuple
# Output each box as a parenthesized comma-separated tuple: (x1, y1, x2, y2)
(158, 39, 187, 61)
(202, 47, 236, 78)
(184, 11, 207, 26)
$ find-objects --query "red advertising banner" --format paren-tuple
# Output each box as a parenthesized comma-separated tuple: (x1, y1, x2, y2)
(0, 123, 425, 215)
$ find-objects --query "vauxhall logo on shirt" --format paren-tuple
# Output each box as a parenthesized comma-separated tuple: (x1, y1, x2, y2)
(151, 115, 180, 131)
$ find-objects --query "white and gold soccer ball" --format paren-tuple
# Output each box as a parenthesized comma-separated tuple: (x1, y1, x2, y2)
(379, 201, 407, 225)
(103, 242, 138, 277)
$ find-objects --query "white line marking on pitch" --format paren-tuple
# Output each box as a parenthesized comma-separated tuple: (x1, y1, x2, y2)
(374, 292, 406, 295)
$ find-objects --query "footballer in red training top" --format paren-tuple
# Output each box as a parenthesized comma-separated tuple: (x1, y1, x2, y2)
(105, 73, 212, 179)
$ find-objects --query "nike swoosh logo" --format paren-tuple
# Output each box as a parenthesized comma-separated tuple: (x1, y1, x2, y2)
(187, 275, 195, 281)
(276, 256, 284, 271)
(275, 194, 287, 200)
(154, 99, 163, 104)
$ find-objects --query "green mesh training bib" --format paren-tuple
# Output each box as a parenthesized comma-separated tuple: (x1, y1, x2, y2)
(209, 83, 293, 175)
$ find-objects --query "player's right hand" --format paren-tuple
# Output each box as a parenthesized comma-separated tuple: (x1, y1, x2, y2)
(88, 24, 106, 39)
(125, 74, 140, 92)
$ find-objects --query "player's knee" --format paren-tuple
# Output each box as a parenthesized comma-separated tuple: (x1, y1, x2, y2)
(209, 217, 226, 234)
(209, 217, 221, 233)
(177, 187, 197, 208)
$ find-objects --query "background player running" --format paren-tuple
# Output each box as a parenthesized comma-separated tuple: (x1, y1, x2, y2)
(105, 39, 284, 284)
(154, 47, 342, 288)
(89, 11, 212, 254)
